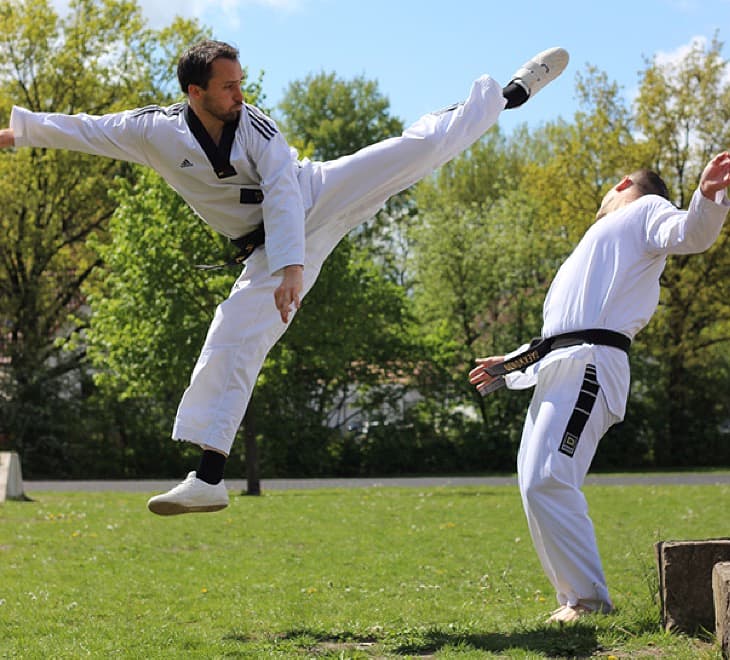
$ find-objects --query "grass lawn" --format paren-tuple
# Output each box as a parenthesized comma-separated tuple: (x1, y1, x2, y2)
(0, 481, 727, 658)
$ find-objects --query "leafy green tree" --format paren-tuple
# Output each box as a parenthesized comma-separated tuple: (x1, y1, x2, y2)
(525, 66, 644, 245)
(632, 36, 730, 465)
(279, 71, 403, 162)
(86, 169, 234, 396)
(250, 72, 418, 476)
(278, 71, 411, 284)
(253, 242, 416, 476)
(406, 126, 552, 469)
(0, 0, 205, 474)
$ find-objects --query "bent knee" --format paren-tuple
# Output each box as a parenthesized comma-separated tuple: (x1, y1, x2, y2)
(521, 470, 576, 507)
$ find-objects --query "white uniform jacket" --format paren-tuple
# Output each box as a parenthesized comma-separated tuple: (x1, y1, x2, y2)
(10, 102, 305, 275)
(506, 189, 730, 418)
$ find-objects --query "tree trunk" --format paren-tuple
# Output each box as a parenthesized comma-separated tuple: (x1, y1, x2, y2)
(243, 407, 260, 495)
(659, 273, 692, 467)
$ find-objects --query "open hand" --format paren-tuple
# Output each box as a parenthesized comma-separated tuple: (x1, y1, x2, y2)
(699, 151, 730, 200)
(274, 264, 303, 324)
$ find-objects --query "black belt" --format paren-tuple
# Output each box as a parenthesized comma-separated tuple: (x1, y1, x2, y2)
(195, 225, 265, 271)
(478, 329, 631, 395)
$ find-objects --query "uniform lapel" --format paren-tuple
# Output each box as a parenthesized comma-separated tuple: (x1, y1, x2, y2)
(184, 104, 239, 179)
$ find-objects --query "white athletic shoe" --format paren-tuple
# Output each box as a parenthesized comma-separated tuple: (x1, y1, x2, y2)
(510, 47, 569, 100)
(147, 471, 229, 516)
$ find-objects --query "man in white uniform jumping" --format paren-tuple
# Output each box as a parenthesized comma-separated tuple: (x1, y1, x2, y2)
(470, 153, 730, 622)
(0, 39, 569, 514)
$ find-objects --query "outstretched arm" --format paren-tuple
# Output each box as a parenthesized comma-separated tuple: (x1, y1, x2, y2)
(646, 151, 730, 255)
(6, 106, 150, 165)
(0, 128, 15, 148)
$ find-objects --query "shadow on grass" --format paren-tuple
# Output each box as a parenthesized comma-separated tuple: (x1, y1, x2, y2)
(223, 628, 379, 654)
(389, 626, 600, 657)
(224, 625, 601, 658)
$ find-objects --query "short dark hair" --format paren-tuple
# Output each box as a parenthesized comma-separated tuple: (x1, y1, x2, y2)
(628, 168, 670, 201)
(177, 40, 239, 95)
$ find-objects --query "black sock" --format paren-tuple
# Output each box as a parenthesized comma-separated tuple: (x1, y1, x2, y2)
(502, 80, 529, 109)
(196, 450, 226, 485)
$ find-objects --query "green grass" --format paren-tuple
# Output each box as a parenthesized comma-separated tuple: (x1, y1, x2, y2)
(0, 482, 727, 658)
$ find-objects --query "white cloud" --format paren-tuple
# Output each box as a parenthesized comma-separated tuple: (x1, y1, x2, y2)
(49, 0, 71, 14)
(662, 0, 701, 11)
(653, 36, 730, 85)
(49, 0, 307, 30)
(653, 35, 708, 68)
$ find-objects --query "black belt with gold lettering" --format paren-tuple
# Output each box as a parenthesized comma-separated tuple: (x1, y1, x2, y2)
(195, 224, 265, 271)
(479, 329, 631, 395)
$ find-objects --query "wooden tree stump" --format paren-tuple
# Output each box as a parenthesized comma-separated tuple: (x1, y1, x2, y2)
(655, 539, 730, 634)
(713, 562, 730, 658)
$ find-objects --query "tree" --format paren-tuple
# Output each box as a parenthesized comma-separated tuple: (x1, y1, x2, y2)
(632, 36, 730, 465)
(278, 71, 403, 162)
(0, 0, 206, 475)
(252, 241, 416, 476)
(278, 71, 412, 285)
(408, 126, 554, 469)
(524, 66, 644, 246)
(248, 72, 419, 476)
(84, 169, 237, 466)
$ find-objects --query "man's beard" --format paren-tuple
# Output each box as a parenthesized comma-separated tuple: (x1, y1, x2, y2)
(212, 108, 240, 123)
(202, 100, 241, 123)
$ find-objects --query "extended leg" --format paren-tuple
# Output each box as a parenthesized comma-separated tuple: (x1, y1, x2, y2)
(302, 47, 569, 260)
(302, 74, 506, 258)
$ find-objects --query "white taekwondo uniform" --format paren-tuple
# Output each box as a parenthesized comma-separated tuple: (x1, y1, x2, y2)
(502, 189, 730, 611)
(11, 74, 506, 455)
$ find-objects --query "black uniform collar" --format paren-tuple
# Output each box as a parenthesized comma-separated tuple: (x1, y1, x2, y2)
(185, 104, 239, 179)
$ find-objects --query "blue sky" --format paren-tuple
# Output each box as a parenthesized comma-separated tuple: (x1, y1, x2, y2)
(58, 0, 730, 133)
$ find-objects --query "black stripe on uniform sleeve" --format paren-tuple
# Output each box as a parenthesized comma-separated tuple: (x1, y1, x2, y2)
(130, 103, 186, 118)
(245, 104, 277, 140)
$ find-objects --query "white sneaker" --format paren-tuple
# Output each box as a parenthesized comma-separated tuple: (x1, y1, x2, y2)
(510, 47, 569, 100)
(147, 471, 229, 516)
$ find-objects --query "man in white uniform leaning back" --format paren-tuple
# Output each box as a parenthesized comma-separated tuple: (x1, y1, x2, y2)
(470, 153, 730, 622)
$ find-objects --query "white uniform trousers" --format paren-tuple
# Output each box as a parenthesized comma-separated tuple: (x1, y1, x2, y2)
(517, 354, 620, 612)
(172, 74, 506, 455)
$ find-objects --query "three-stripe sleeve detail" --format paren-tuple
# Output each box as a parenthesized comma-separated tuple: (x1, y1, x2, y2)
(246, 104, 276, 140)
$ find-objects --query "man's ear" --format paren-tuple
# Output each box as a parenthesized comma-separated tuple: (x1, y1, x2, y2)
(615, 175, 633, 192)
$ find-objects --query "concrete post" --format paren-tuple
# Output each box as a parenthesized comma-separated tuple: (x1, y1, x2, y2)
(0, 451, 28, 502)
